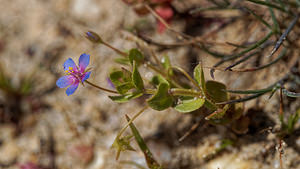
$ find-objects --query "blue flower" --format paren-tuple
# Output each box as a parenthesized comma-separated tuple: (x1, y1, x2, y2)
(56, 53, 91, 96)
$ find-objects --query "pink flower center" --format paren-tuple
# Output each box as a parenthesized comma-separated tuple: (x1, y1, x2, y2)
(65, 67, 84, 82)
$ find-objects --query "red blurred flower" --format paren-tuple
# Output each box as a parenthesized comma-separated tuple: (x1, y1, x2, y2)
(155, 5, 174, 33)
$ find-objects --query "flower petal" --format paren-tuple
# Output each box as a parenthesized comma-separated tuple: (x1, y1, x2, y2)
(66, 82, 79, 96)
(78, 53, 90, 71)
(56, 76, 73, 88)
(64, 58, 77, 71)
(82, 72, 91, 82)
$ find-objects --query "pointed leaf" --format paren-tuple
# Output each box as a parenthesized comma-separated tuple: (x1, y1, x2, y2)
(126, 115, 163, 169)
(194, 64, 206, 92)
(161, 55, 173, 76)
(132, 61, 144, 90)
(175, 98, 205, 113)
(147, 83, 173, 111)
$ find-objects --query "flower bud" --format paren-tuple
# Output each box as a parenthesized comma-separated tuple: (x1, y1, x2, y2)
(85, 31, 103, 43)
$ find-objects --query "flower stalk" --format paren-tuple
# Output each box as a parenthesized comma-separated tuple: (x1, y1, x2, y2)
(85, 80, 118, 94)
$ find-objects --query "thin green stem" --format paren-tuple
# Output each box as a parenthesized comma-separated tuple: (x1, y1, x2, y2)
(267, 0, 280, 34)
(102, 41, 128, 57)
(226, 85, 276, 94)
(213, 31, 273, 68)
(171, 66, 202, 92)
(170, 88, 201, 97)
(85, 80, 118, 94)
(245, 7, 272, 29)
(226, 47, 287, 72)
(116, 106, 149, 139)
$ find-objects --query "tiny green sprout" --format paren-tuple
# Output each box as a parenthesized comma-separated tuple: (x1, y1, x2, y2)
(112, 135, 135, 160)
(280, 109, 300, 136)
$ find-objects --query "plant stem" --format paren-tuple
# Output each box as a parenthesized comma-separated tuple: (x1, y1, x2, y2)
(170, 88, 201, 97)
(85, 80, 118, 94)
(116, 106, 149, 139)
(102, 41, 128, 57)
(171, 66, 202, 92)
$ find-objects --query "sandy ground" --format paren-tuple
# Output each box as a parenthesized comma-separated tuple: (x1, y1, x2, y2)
(0, 0, 299, 169)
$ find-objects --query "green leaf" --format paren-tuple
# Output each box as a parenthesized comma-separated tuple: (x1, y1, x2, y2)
(126, 115, 163, 169)
(193, 64, 206, 92)
(129, 48, 144, 65)
(109, 69, 134, 94)
(151, 75, 169, 87)
(174, 98, 205, 113)
(206, 80, 229, 103)
(121, 68, 132, 82)
(147, 83, 174, 111)
(109, 92, 143, 103)
(116, 82, 134, 94)
(132, 61, 144, 91)
(161, 55, 173, 75)
(110, 71, 125, 86)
